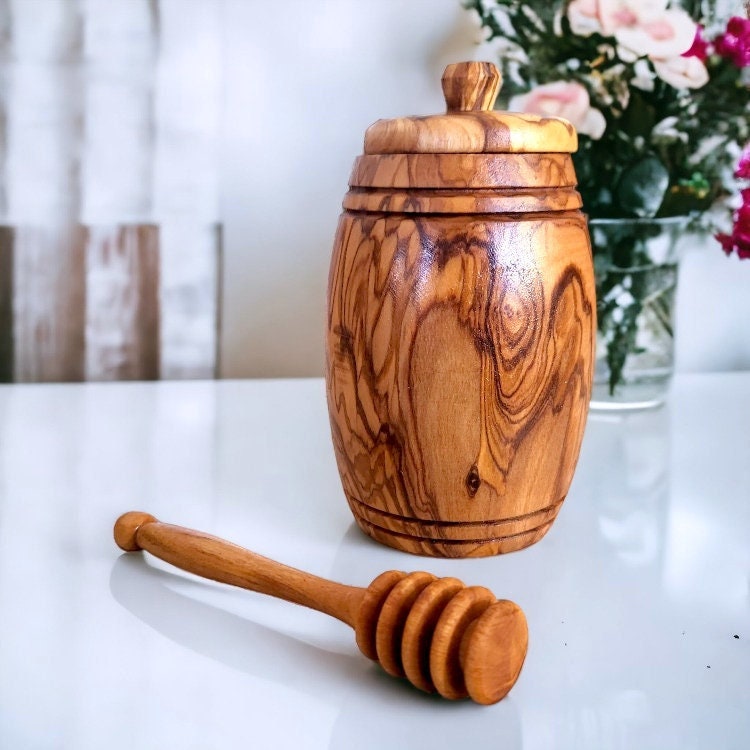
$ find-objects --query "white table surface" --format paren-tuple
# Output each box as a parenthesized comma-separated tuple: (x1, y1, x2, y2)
(0, 374, 748, 749)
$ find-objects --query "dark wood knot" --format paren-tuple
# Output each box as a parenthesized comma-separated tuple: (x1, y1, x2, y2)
(465, 465, 481, 497)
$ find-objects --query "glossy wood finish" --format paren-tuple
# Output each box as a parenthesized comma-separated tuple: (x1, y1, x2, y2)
(343, 186, 582, 214)
(350, 152, 578, 189)
(326, 62, 595, 558)
(364, 112, 577, 156)
(327, 212, 595, 557)
(364, 61, 576, 155)
(442, 61, 502, 113)
(114, 512, 528, 704)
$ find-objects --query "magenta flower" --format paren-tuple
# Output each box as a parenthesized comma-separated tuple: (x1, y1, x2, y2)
(735, 143, 750, 180)
(682, 25, 709, 61)
(716, 189, 750, 260)
(714, 16, 750, 67)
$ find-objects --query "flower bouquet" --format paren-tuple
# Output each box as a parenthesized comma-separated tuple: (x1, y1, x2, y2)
(465, 0, 749, 401)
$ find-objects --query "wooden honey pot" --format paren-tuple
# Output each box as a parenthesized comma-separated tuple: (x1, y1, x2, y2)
(325, 62, 596, 558)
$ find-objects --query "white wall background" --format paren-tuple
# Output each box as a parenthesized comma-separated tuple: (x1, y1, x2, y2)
(218, 0, 750, 378)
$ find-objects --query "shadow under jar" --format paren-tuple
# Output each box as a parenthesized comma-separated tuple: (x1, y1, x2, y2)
(325, 62, 596, 558)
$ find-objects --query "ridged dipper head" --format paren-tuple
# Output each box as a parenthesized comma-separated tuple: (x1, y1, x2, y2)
(354, 571, 528, 704)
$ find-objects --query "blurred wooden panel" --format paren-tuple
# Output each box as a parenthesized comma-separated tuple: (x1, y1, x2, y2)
(0, 0, 223, 383)
(81, 0, 155, 224)
(153, 0, 221, 380)
(0, 222, 221, 383)
(4, 0, 82, 224)
(11, 224, 86, 382)
(85, 225, 160, 381)
(159, 222, 221, 379)
(0, 228, 13, 382)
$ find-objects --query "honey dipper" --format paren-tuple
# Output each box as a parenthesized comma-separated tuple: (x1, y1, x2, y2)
(114, 511, 528, 705)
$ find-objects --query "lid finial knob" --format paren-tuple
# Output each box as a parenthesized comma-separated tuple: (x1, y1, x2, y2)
(441, 61, 502, 113)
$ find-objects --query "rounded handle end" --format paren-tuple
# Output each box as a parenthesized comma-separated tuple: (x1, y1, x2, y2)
(114, 511, 157, 551)
(441, 61, 502, 113)
(461, 599, 528, 705)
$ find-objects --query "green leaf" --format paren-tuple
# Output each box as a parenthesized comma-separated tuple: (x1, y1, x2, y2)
(615, 156, 670, 218)
(621, 89, 656, 138)
(605, 303, 641, 395)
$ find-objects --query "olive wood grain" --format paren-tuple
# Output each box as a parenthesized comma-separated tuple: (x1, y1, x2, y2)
(364, 112, 577, 156)
(442, 61, 501, 113)
(349, 153, 578, 189)
(114, 511, 528, 704)
(342, 186, 582, 214)
(326, 212, 595, 557)
(327, 60, 594, 559)
(363, 61, 576, 155)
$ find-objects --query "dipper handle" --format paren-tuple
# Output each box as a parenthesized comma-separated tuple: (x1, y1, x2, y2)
(114, 511, 528, 704)
(114, 511, 364, 627)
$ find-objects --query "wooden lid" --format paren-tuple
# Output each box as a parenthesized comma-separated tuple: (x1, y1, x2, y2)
(364, 62, 577, 155)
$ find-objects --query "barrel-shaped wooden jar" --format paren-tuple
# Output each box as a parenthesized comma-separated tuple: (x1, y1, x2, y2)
(325, 63, 595, 557)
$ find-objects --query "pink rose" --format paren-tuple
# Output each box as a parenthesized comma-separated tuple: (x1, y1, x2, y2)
(596, 0, 642, 36)
(652, 54, 709, 89)
(567, 0, 603, 36)
(612, 7, 698, 59)
(714, 16, 750, 68)
(509, 81, 606, 140)
(567, 1, 698, 60)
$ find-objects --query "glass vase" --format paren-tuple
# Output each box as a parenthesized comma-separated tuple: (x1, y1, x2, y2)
(590, 217, 687, 410)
